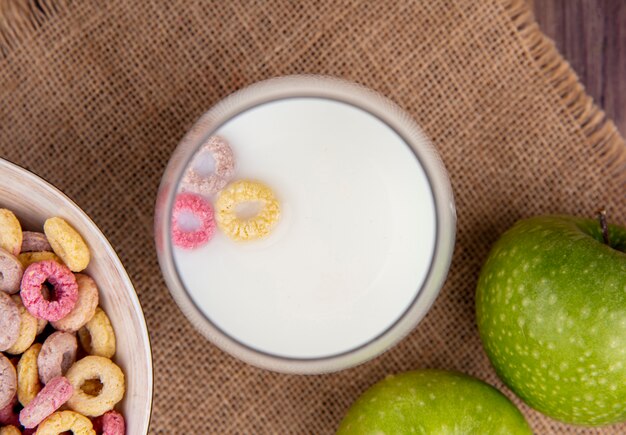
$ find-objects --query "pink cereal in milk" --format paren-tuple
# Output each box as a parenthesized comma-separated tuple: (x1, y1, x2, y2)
(171, 192, 216, 249)
(19, 376, 74, 429)
(20, 260, 78, 322)
(181, 135, 235, 195)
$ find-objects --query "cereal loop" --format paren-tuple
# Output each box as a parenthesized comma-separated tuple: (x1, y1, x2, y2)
(44, 217, 90, 272)
(0, 425, 20, 435)
(51, 274, 99, 333)
(0, 292, 20, 352)
(38, 332, 78, 385)
(35, 410, 95, 435)
(66, 356, 125, 417)
(0, 209, 22, 256)
(19, 377, 74, 429)
(0, 394, 19, 427)
(181, 135, 235, 195)
(20, 260, 79, 322)
(17, 343, 42, 406)
(216, 180, 281, 241)
(171, 193, 216, 249)
(78, 307, 116, 359)
(92, 410, 125, 435)
(21, 232, 52, 253)
(18, 251, 63, 268)
(5, 295, 38, 355)
(0, 248, 23, 294)
(0, 354, 17, 411)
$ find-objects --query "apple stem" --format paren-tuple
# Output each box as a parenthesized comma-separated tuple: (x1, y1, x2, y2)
(597, 208, 610, 245)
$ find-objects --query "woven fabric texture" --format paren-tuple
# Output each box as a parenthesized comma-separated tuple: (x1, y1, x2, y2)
(0, 0, 625, 433)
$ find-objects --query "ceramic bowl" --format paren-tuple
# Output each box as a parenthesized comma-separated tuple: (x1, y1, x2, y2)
(0, 158, 152, 433)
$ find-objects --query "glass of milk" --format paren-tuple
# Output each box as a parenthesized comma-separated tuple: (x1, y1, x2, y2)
(155, 76, 455, 374)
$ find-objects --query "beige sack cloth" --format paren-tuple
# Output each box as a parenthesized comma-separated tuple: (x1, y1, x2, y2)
(0, 0, 624, 433)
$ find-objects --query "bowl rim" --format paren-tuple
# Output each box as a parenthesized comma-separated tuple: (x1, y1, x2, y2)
(0, 157, 154, 433)
(155, 75, 456, 374)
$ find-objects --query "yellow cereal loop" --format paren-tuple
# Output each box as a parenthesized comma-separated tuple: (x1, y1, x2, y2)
(215, 180, 280, 241)
(66, 356, 125, 417)
(0, 209, 22, 256)
(35, 410, 95, 435)
(78, 307, 116, 359)
(0, 425, 21, 435)
(17, 342, 42, 406)
(43, 217, 90, 272)
(6, 295, 38, 355)
(18, 251, 63, 268)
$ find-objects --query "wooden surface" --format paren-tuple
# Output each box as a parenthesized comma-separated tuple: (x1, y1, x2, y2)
(530, 0, 626, 136)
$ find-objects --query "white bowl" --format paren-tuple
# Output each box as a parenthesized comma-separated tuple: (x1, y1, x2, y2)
(0, 158, 153, 433)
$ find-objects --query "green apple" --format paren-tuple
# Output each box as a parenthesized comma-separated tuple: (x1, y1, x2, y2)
(337, 369, 532, 434)
(476, 215, 626, 425)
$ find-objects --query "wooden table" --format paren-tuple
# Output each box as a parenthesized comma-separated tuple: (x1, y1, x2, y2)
(530, 1, 626, 136)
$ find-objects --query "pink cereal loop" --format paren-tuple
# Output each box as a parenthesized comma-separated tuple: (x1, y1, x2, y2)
(181, 136, 235, 195)
(93, 410, 126, 435)
(19, 376, 73, 429)
(20, 260, 79, 322)
(171, 193, 216, 249)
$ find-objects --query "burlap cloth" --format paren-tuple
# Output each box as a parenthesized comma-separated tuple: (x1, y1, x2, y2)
(1, 0, 625, 433)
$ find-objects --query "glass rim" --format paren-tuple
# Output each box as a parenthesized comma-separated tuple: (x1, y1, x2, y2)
(154, 75, 456, 374)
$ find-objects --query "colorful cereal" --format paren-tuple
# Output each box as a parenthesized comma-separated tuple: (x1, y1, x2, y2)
(66, 356, 125, 417)
(171, 193, 216, 249)
(38, 331, 78, 385)
(19, 376, 73, 428)
(215, 180, 281, 241)
(44, 217, 90, 272)
(181, 135, 236, 195)
(20, 260, 78, 322)
(51, 274, 99, 333)
(77, 307, 116, 359)
(17, 343, 42, 406)
(0, 249, 23, 295)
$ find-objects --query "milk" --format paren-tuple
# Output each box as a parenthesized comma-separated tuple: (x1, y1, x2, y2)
(173, 97, 436, 359)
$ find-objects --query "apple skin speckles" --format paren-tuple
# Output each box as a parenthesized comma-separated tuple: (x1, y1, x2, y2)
(476, 215, 626, 426)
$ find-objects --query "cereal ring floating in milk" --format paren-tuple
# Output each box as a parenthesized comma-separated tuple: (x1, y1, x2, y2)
(21, 231, 52, 253)
(38, 331, 78, 385)
(44, 217, 90, 272)
(20, 260, 79, 322)
(215, 180, 281, 241)
(51, 274, 99, 333)
(181, 135, 235, 195)
(35, 410, 95, 435)
(0, 354, 17, 411)
(171, 193, 216, 249)
(0, 292, 20, 352)
(0, 209, 22, 256)
(78, 307, 116, 359)
(5, 295, 38, 355)
(18, 251, 63, 268)
(0, 425, 20, 435)
(17, 343, 42, 406)
(0, 248, 23, 294)
(92, 409, 126, 435)
(66, 356, 125, 417)
(19, 376, 73, 428)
